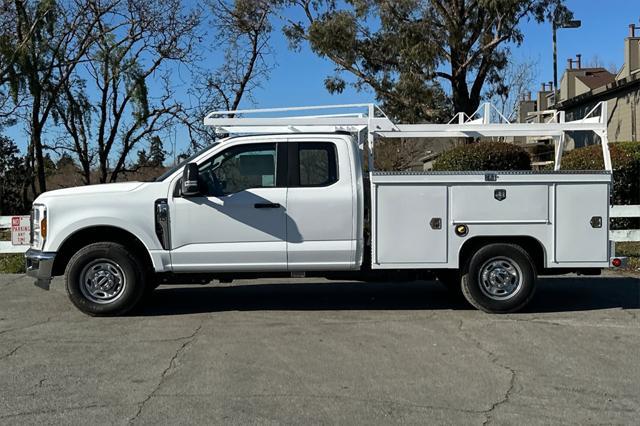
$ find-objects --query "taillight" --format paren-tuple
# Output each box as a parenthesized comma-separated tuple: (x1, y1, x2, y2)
(612, 258, 622, 267)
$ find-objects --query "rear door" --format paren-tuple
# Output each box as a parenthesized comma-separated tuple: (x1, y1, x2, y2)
(285, 140, 356, 270)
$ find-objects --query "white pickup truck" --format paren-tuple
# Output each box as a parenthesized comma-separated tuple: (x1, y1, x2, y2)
(25, 103, 625, 315)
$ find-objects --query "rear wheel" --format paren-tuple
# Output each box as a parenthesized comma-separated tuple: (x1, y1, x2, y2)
(65, 242, 147, 316)
(461, 243, 536, 313)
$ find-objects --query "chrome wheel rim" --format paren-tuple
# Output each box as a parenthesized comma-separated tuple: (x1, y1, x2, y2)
(478, 257, 523, 301)
(79, 259, 127, 304)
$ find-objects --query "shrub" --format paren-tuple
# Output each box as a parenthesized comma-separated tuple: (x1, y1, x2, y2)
(560, 142, 640, 229)
(0, 254, 25, 274)
(432, 141, 531, 171)
(560, 142, 640, 203)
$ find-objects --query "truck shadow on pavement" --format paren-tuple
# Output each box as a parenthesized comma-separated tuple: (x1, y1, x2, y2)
(136, 276, 640, 316)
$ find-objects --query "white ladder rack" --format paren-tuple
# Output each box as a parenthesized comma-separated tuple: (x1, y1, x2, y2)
(204, 102, 611, 172)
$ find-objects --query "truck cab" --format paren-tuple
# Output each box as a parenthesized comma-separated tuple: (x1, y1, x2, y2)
(26, 133, 366, 315)
(166, 134, 364, 273)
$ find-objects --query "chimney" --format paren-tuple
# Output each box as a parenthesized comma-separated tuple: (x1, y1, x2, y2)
(517, 96, 535, 123)
(620, 23, 640, 79)
(537, 83, 552, 111)
(567, 54, 581, 70)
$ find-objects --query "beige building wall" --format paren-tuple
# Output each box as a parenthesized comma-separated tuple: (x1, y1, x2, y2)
(607, 89, 639, 141)
(563, 85, 640, 149)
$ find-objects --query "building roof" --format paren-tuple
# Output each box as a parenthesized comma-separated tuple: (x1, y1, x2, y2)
(574, 68, 616, 90)
(554, 70, 640, 110)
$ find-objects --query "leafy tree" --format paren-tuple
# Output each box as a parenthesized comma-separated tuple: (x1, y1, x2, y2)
(284, 0, 571, 121)
(0, 0, 113, 193)
(43, 152, 56, 176)
(148, 136, 166, 167)
(56, 152, 76, 169)
(135, 149, 150, 168)
(0, 136, 28, 215)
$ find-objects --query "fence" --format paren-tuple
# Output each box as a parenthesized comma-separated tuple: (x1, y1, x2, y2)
(1, 207, 639, 254)
(610, 205, 640, 242)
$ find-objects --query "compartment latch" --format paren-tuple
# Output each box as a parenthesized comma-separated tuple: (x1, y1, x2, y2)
(429, 217, 442, 230)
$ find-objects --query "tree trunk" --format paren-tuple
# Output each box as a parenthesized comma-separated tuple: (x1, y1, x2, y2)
(32, 134, 46, 194)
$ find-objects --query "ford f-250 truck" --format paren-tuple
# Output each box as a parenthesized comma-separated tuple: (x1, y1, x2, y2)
(25, 103, 625, 315)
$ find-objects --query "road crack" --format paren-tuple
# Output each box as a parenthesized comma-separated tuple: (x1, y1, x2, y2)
(457, 320, 518, 425)
(128, 324, 202, 425)
(0, 343, 24, 360)
(0, 317, 52, 336)
(0, 403, 122, 419)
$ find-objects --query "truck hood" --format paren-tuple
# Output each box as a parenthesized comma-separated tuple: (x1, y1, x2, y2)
(36, 182, 146, 201)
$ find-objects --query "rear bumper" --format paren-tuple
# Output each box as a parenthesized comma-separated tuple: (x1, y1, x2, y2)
(25, 249, 56, 290)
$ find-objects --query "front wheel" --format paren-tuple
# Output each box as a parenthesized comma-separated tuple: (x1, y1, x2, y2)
(65, 242, 147, 316)
(461, 243, 536, 313)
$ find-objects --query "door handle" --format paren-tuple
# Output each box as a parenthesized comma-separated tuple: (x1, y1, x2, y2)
(254, 203, 281, 209)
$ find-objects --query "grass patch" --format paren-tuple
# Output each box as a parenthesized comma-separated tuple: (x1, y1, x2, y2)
(616, 242, 640, 271)
(0, 254, 25, 274)
(616, 242, 640, 257)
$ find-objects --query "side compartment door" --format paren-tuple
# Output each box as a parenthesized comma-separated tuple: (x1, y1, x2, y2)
(555, 183, 609, 262)
(169, 142, 288, 272)
(375, 184, 448, 264)
(286, 141, 356, 270)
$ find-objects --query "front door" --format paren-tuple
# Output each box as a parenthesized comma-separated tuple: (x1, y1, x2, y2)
(170, 142, 287, 272)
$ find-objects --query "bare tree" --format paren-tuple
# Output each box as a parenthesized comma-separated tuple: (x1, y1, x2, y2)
(586, 55, 619, 74)
(485, 56, 539, 120)
(180, 0, 275, 150)
(54, 0, 200, 183)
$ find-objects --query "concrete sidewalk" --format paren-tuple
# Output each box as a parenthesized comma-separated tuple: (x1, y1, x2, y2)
(0, 274, 639, 424)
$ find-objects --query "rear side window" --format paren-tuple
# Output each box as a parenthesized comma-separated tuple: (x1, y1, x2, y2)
(298, 142, 338, 187)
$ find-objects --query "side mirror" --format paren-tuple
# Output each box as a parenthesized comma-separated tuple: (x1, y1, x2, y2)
(181, 163, 200, 196)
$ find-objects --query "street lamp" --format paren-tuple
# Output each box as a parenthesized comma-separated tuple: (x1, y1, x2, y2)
(552, 19, 581, 103)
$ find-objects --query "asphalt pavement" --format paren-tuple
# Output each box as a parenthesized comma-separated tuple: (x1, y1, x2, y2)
(1, 273, 639, 425)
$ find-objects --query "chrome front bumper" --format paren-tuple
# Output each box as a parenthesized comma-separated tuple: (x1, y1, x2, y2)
(25, 248, 56, 290)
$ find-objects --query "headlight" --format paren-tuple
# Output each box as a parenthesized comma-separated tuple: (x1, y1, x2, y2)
(31, 204, 47, 250)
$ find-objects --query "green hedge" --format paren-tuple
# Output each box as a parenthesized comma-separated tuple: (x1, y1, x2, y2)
(559, 142, 640, 229)
(432, 142, 531, 171)
(559, 142, 640, 205)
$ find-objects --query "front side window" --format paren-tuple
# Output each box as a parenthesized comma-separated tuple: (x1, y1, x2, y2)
(199, 143, 277, 196)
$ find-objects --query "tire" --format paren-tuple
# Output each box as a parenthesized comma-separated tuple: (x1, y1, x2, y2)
(65, 242, 147, 316)
(461, 243, 536, 313)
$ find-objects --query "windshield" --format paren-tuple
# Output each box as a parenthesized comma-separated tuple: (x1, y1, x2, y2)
(153, 142, 219, 182)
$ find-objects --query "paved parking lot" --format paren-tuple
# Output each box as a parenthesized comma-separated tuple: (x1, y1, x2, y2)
(1, 273, 639, 425)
